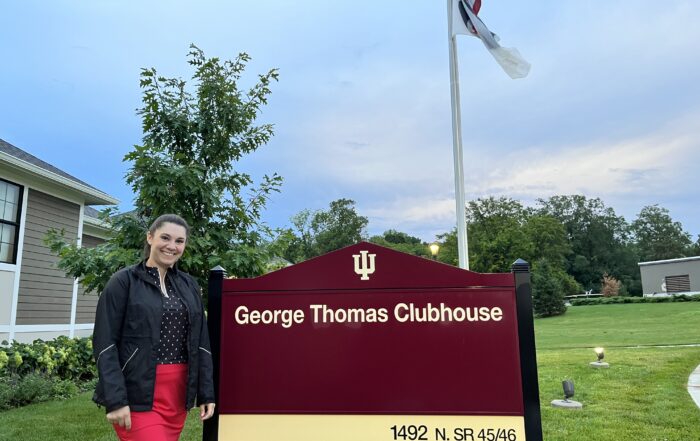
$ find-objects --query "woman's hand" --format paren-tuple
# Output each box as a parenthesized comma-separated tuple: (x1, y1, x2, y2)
(200, 402, 216, 421)
(106, 406, 132, 430)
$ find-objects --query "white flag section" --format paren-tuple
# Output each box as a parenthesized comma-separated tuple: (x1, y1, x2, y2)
(451, 0, 530, 79)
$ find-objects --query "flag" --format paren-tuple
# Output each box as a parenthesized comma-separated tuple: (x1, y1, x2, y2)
(451, 0, 530, 79)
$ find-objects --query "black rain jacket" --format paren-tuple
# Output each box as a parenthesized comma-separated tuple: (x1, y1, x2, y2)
(92, 262, 215, 412)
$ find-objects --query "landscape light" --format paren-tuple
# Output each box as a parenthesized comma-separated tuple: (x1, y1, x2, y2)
(590, 347, 610, 368)
(562, 379, 575, 401)
(551, 379, 582, 409)
(429, 244, 440, 260)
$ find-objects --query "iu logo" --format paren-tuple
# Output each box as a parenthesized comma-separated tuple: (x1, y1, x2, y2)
(353, 250, 376, 281)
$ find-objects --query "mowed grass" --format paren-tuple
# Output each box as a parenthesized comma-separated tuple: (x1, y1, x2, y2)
(535, 302, 700, 440)
(535, 302, 700, 349)
(1, 303, 699, 440)
(0, 396, 205, 441)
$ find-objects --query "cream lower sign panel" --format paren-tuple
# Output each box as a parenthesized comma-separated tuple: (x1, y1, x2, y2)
(218, 415, 525, 441)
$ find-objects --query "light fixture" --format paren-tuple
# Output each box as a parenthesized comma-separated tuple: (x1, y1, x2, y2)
(551, 379, 582, 409)
(562, 380, 575, 400)
(590, 347, 609, 368)
(429, 243, 440, 260)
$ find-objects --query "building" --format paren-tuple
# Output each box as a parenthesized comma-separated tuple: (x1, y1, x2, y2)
(0, 138, 118, 343)
(638, 256, 700, 297)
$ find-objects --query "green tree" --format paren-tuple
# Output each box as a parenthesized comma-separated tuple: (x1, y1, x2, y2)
(466, 197, 533, 273)
(691, 236, 700, 256)
(522, 215, 571, 267)
(434, 229, 459, 266)
(311, 199, 368, 255)
(536, 195, 635, 292)
(434, 199, 571, 273)
(369, 230, 429, 258)
(631, 205, 692, 262)
(280, 199, 368, 263)
(531, 259, 571, 317)
(47, 45, 281, 293)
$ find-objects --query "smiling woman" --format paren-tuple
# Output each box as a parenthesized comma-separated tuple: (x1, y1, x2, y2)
(92, 214, 216, 441)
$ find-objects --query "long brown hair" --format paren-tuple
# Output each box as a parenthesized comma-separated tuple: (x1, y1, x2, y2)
(143, 214, 190, 259)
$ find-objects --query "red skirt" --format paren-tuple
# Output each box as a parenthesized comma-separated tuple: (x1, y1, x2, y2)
(114, 363, 188, 441)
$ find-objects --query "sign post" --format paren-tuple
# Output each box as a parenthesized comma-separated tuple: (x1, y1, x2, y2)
(205, 242, 541, 441)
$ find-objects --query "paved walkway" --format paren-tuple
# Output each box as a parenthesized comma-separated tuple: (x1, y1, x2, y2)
(689, 365, 700, 410)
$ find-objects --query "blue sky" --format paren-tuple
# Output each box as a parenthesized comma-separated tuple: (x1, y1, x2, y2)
(2, 1, 699, 242)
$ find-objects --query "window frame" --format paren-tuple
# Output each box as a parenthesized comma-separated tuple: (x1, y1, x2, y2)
(0, 177, 24, 264)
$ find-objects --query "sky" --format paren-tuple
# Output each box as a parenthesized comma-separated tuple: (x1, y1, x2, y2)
(1, 0, 699, 243)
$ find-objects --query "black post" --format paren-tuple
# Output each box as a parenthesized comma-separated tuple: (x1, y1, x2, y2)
(202, 266, 226, 441)
(511, 259, 543, 441)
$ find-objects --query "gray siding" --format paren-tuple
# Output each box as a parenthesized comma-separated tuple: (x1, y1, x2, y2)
(639, 258, 700, 294)
(16, 189, 79, 325)
(75, 234, 104, 324)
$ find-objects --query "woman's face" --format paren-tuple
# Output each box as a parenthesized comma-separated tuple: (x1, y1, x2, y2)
(147, 222, 187, 269)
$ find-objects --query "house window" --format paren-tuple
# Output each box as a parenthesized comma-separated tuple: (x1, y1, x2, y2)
(0, 179, 23, 264)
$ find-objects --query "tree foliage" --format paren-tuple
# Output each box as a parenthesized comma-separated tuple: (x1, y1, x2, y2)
(535, 195, 636, 292)
(369, 230, 430, 258)
(531, 259, 570, 317)
(47, 45, 281, 293)
(631, 205, 692, 262)
(280, 199, 368, 263)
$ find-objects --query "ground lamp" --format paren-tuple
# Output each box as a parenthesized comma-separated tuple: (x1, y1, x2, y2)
(590, 347, 609, 368)
(551, 379, 582, 409)
(429, 244, 440, 260)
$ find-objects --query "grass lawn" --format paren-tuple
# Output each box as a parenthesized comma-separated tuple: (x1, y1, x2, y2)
(535, 302, 700, 349)
(1, 302, 699, 440)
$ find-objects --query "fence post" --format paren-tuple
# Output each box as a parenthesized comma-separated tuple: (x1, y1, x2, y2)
(511, 258, 543, 441)
(203, 265, 226, 441)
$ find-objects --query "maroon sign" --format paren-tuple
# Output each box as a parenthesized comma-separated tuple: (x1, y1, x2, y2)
(206, 242, 542, 441)
(219, 287, 522, 415)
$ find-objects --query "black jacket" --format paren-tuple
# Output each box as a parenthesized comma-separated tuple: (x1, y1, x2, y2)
(92, 262, 215, 412)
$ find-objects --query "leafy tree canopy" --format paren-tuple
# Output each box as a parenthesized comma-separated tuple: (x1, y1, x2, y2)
(631, 205, 693, 262)
(369, 230, 430, 258)
(279, 199, 368, 263)
(535, 195, 634, 291)
(47, 45, 281, 293)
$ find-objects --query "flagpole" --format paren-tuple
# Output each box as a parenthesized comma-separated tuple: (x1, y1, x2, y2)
(447, 0, 470, 270)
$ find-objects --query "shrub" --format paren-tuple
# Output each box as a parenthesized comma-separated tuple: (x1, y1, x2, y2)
(51, 378, 80, 399)
(601, 273, 621, 297)
(570, 295, 700, 306)
(0, 336, 96, 409)
(11, 373, 53, 406)
(0, 336, 95, 380)
(532, 259, 568, 317)
(0, 378, 12, 410)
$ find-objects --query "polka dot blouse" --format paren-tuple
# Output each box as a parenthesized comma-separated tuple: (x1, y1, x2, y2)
(146, 266, 189, 365)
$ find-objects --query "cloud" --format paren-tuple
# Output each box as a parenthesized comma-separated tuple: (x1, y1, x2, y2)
(474, 112, 700, 200)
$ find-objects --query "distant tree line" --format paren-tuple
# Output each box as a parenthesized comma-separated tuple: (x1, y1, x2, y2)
(274, 196, 699, 317)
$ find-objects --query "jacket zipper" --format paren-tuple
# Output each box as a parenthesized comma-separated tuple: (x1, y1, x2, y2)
(96, 344, 115, 365)
(121, 347, 139, 372)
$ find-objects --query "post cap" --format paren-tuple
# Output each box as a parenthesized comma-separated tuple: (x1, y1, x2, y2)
(210, 265, 227, 275)
(511, 258, 530, 273)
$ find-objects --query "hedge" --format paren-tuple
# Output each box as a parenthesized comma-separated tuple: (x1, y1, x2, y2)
(570, 294, 700, 306)
(0, 336, 96, 409)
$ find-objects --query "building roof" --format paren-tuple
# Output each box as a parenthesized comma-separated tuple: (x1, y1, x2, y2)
(84, 205, 101, 219)
(638, 256, 700, 267)
(0, 138, 118, 205)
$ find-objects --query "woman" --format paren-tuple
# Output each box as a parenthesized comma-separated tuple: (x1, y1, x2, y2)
(92, 214, 216, 440)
